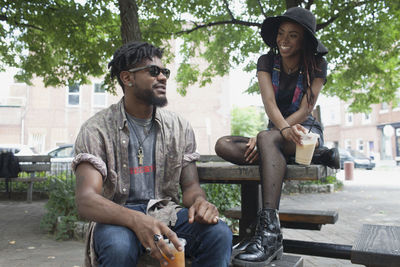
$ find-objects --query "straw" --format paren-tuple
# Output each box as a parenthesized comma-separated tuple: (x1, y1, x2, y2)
(308, 117, 316, 133)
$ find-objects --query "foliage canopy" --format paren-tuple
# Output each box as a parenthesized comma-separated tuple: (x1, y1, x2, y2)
(1, 0, 399, 111)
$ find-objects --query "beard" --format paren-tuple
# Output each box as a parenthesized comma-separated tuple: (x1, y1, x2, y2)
(134, 87, 168, 107)
(151, 94, 168, 107)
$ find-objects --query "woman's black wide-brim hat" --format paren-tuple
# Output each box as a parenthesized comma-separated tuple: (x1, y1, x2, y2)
(261, 7, 328, 55)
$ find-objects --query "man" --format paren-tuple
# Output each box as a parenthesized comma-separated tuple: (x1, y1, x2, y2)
(73, 41, 232, 267)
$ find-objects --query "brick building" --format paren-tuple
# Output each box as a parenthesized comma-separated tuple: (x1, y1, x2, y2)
(321, 96, 400, 165)
(0, 44, 231, 155)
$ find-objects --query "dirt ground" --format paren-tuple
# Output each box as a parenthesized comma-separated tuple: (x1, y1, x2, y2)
(0, 199, 84, 267)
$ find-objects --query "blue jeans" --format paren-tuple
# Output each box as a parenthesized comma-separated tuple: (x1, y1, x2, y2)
(93, 204, 232, 267)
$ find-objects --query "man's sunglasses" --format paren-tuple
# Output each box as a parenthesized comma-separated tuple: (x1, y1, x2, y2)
(128, 65, 170, 79)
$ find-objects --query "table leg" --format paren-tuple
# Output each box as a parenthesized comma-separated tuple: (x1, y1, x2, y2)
(239, 183, 259, 239)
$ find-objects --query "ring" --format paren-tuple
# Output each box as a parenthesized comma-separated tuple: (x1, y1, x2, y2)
(153, 234, 163, 242)
(254, 146, 257, 151)
(145, 247, 151, 255)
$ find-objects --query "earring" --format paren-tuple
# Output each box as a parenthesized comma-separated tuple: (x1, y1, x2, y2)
(128, 82, 133, 86)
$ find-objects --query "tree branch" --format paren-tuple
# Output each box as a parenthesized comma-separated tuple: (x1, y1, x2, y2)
(316, 0, 369, 31)
(175, 19, 262, 35)
(223, 0, 234, 20)
(0, 14, 43, 31)
(257, 0, 267, 17)
(305, 0, 314, 10)
(286, 0, 302, 9)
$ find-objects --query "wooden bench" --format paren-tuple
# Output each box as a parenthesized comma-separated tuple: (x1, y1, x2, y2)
(351, 224, 400, 267)
(197, 156, 337, 239)
(224, 207, 338, 231)
(280, 224, 400, 266)
(0, 155, 51, 202)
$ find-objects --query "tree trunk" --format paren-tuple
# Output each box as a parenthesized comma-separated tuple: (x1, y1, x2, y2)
(285, 0, 302, 9)
(118, 0, 141, 43)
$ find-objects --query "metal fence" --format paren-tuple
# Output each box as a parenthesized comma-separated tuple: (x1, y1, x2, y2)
(50, 159, 75, 181)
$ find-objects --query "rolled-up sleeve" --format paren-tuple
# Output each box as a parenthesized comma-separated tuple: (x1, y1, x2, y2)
(72, 126, 108, 180)
(182, 123, 200, 167)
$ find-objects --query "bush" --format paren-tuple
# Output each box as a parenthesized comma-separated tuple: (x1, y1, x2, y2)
(202, 184, 241, 234)
(301, 175, 343, 190)
(40, 176, 78, 240)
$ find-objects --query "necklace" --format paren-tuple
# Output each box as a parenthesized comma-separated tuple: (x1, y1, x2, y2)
(282, 60, 299, 75)
(127, 118, 154, 166)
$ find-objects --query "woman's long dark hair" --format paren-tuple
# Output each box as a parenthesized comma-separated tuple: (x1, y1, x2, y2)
(301, 30, 323, 108)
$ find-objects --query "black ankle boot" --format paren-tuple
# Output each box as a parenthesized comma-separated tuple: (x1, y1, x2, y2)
(312, 147, 340, 169)
(232, 208, 283, 266)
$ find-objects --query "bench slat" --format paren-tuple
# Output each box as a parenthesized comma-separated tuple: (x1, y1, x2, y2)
(224, 207, 338, 225)
(16, 155, 51, 162)
(0, 178, 47, 183)
(19, 164, 51, 172)
(351, 224, 400, 267)
(197, 162, 335, 183)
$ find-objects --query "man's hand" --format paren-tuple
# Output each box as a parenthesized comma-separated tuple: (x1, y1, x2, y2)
(188, 196, 219, 224)
(131, 213, 181, 265)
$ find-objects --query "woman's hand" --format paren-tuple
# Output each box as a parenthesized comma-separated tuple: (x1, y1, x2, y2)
(281, 124, 307, 145)
(244, 137, 258, 163)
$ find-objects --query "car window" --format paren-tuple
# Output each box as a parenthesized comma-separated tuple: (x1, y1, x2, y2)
(350, 150, 368, 159)
(58, 146, 73, 157)
(48, 146, 74, 157)
(339, 149, 351, 157)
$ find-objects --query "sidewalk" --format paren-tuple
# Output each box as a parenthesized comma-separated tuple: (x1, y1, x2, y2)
(1, 167, 400, 267)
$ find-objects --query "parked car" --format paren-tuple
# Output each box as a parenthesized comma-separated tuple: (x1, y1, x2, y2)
(339, 148, 354, 169)
(47, 144, 74, 159)
(348, 149, 375, 170)
(339, 148, 375, 170)
(0, 144, 37, 155)
(46, 144, 74, 173)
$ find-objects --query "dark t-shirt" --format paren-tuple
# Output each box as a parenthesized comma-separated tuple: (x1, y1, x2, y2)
(257, 53, 327, 118)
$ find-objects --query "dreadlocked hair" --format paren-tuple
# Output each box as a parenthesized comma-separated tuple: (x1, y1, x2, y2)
(108, 41, 163, 91)
(301, 31, 323, 109)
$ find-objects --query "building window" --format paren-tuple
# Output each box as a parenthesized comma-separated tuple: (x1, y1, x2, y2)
(345, 139, 351, 150)
(394, 90, 400, 111)
(380, 102, 389, 113)
(345, 112, 353, 125)
(357, 139, 364, 152)
(67, 83, 80, 106)
(93, 83, 107, 108)
(362, 113, 371, 124)
(368, 141, 375, 160)
(28, 132, 46, 154)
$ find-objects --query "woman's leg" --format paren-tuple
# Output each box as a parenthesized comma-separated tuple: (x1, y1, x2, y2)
(256, 130, 295, 209)
(215, 136, 258, 165)
(233, 130, 294, 266)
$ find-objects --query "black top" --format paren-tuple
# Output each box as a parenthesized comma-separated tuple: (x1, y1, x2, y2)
(257, 53, 327, 116)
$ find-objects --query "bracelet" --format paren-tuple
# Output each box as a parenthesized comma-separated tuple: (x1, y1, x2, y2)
(279, 126, 291, 137)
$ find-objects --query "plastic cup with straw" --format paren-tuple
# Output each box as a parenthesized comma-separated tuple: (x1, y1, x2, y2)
(296, 117, 319, 165)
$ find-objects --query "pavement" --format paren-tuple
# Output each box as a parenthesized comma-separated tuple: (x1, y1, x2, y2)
(1, 166, 400, 267)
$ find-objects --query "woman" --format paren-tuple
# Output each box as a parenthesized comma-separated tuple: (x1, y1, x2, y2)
(215, 7, 338, 266)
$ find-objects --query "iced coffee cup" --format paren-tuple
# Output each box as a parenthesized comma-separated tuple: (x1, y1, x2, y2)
(160, 238, 186, 267)
(295, 132, 319, 165)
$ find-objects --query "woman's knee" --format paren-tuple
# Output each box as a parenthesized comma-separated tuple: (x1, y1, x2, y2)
(256, 130, 281, 146)
(214, 136, 233, 157)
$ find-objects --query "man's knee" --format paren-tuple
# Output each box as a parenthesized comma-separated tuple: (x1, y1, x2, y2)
(208, 221, 233, 248)
(94, 224, 140, 265)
